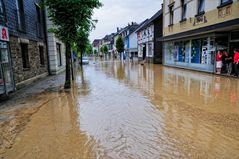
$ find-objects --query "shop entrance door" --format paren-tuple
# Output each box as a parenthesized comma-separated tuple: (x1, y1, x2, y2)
(0, 41, 14, 95)
(143, 45, 146, 60)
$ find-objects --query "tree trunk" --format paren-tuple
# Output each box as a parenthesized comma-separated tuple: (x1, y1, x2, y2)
(70, 52, 74, 81)
(80, 50, 83, 66)
(64, 42, 71, 89)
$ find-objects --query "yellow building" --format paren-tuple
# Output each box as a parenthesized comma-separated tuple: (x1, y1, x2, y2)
(162, 0, 239, 73)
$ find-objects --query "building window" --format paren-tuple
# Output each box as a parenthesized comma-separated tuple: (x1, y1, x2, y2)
(0, 0, 5, 15)
(198, 0, 205, 14)
(39, 46, 44, 66)
(221, 0, 232, 5)
(21, 43, 30, 69)
(36, 4, 43, 38)
(181, 0, 187, 21)
(169, 6, 174, 25)
(56, 43, 62, 67)
(16, 0, 26, 32)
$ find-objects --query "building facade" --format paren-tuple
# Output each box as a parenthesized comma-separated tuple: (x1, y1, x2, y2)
(163, 0, 239, 74)
(118, 22, 138, 59)
(137, 20, 154, 63)
(46, 9, 66, 75)
(0, 0, 48, 96)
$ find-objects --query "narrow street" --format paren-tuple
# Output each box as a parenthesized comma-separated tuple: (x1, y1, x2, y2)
(1, 60, 239, 159)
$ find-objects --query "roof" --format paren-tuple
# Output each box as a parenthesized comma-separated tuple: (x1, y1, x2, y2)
(135, 9, 162, 33)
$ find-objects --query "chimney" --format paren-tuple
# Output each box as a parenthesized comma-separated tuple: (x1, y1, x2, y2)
(117, 27, 119, 32)
(131, 22, 134, 25)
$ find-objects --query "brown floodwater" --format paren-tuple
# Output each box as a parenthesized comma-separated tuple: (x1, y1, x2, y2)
(1, 61, 239, 159)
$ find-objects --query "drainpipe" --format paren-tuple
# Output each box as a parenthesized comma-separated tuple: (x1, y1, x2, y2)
(43, 7, 51, 75)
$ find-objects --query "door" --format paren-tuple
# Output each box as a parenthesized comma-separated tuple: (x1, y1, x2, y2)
(143, 45, 146, 60)
(0, 41, 14, 94)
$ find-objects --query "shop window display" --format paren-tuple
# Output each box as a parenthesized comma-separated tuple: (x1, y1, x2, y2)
(191, 39, 201, 63)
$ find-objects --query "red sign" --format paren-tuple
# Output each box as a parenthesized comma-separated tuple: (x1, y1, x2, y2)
(0, 26, 9, 42)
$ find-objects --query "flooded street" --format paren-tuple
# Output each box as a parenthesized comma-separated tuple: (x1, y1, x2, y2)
(1, 61, 239, 159)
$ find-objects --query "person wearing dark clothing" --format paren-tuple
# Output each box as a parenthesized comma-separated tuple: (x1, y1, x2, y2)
(222, 50, 233, 75)
(233, 48, 239, 77)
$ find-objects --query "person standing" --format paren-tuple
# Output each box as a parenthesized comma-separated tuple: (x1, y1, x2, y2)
(216, 50, 223, 74)
(233, 48, 239, 77)
(222, 50, 233, 75)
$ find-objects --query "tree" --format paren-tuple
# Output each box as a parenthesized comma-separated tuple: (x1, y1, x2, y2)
(103, 45, 108, 54)
(100, 46, 104, 54)
(116, 36, 124, 54)
(44, 0, 101, 88)
(94, 49, 97, 55)
(86, 43, 93, 55)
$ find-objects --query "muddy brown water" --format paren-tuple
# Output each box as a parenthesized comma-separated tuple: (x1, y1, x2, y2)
(1, 61, 239, 159)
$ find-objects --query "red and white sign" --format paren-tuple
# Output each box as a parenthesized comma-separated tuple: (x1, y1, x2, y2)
(0, 26, 9, 42)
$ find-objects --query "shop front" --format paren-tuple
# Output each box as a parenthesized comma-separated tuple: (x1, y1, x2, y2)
(0, 26, 14, 96)
(163, 35, 216, 73)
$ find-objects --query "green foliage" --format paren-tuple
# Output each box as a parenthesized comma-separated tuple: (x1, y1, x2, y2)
(100, 46, 104, 53)
(116, 36, 124, 53)
(44, 0, 102, 44)
(103, 45, 108, 54)
(94, 50, 97, 54)
(86, 43, 93, 55)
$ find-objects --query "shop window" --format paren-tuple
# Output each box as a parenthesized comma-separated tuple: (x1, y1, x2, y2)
(39, 46, 44, 66)
(169, 6, 174, 26)
(198, 0, 205, 15)
(178, 41, 190, 63)
(56, 43, 62, 67)
(21, 43, 30, 69)
(191, 39, 201, 64)
(181, 0, 187, 21)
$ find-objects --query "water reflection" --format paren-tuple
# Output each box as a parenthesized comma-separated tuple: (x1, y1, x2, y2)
(1, 61, 239, 159)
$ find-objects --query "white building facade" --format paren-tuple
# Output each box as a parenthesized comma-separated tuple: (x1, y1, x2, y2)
(137, 23, 154, 62)
(46, 9, 66, 75)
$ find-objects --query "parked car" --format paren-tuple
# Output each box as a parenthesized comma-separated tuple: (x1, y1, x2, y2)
(79, 57, 89, 64)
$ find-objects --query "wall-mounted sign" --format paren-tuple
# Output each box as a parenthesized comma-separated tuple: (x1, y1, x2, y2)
(0, 26, 9, 42)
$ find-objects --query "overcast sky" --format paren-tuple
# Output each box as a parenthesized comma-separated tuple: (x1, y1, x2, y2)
(89, 0, 163, 42)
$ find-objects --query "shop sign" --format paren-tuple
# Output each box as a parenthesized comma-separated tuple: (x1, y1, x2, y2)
(218, 6, 232, 18)
(0, 26, 9, 42)
(193, 15, 207, 26)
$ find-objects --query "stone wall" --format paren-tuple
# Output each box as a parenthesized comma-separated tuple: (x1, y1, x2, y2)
(10, 36, 48, 85)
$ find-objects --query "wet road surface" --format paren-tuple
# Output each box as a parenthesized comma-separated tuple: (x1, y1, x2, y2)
(1, 61, 239, 159)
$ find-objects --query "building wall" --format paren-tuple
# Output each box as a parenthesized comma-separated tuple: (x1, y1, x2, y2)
(154, 16, 163, 64)
(163, 0, 239, 37)
(46, 9, 66, 75)
(10, 37, 48, 85)
(5, 0, 48, 87)
(129, 31, 138, 52)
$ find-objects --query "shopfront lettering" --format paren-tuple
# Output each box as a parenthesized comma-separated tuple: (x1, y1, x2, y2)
(218, 6, 232, 18)
(193, 15, 207, 26)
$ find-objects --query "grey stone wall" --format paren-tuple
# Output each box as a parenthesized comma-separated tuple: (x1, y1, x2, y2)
(10, 36, 48, 84)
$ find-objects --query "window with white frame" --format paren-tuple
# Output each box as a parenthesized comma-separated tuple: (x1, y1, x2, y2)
(169, 6, 174, 25)
(198, 0, 205, 14)
(181, 0, 187, 20)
